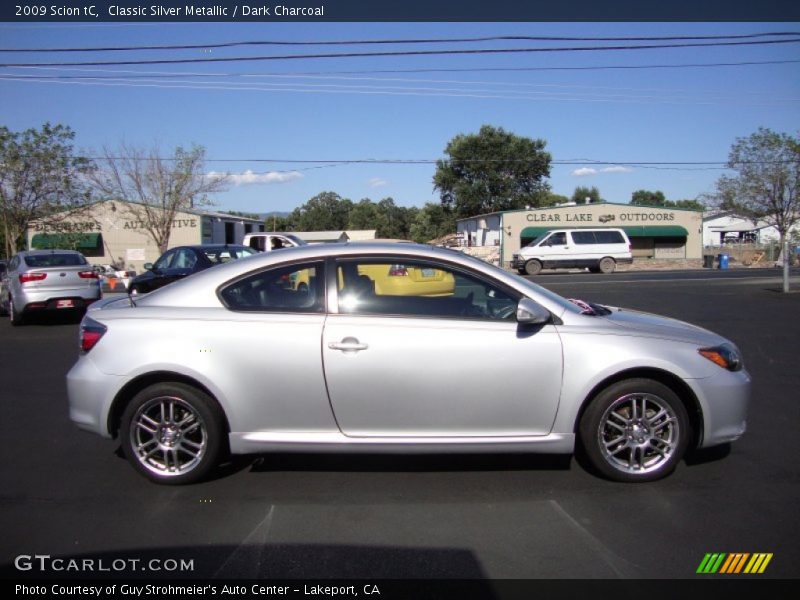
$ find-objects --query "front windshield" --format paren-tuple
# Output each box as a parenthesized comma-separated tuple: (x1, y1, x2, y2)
(455, 251, 583, 315)
(524, 234, 548, 248)
(285, 235, 308, 246)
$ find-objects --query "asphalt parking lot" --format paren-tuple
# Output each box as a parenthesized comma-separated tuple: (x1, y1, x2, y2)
(1, 269, 798, 581)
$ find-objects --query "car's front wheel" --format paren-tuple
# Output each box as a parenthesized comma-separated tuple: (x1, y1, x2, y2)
(524, 259, 543, 276)
(120, 382, 227, 485)
(579, 378, 690, 482)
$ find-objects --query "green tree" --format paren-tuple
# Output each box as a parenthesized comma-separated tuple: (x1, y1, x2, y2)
(90, 142, 227, 253)
(290, 191, 353, 231)
(670, 199, 705, 211)
(631, 190, 667, 207)
(433, 125, 551, 218)
(409, 203, 456, 243)
(0, 123, 94, 256)
(571, 186, 602, 205)
(347, 198, 381, 231)
(541, 192, 569, 207)
(375, 197, 413, 239)
(715, 127, 800, 292)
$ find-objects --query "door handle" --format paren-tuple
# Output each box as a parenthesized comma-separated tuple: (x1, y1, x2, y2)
(328, 337, 369, 352)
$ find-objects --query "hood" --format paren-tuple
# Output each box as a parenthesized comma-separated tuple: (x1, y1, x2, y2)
(596, 306, 729, 347)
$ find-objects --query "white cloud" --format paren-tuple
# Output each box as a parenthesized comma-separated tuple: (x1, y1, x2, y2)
(207, 170, 303, 186)
(369, 177, 388, 188)
(571, 166, 634, 177)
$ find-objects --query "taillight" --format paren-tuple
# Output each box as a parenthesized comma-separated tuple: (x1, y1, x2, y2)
(388, 264, 409, 277)
(80, 317, 107, 353)
(78, 271, 99, 279)
(19, 272, 47, 283)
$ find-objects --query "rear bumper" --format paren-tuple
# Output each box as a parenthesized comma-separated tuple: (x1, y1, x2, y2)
(67, 357, 127, 438)
(16, 287, 101, 312)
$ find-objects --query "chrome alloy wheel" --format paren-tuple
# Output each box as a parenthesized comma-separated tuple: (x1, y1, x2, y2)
(129, 396, 208, 477)
(597, 392, 680, 475)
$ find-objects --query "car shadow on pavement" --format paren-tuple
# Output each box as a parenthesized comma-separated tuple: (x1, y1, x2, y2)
(13, 311, 84, 326)
(684, 443, 731, 466)
(245, 453, 573, 474)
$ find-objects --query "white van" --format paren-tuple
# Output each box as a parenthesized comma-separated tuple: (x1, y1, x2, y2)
(242, 232, 307, 253)
(512, 228, 632, 275)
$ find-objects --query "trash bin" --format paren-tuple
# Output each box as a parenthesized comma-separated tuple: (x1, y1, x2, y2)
(718, 253, 729, 270)
(703, 255, 714, 268)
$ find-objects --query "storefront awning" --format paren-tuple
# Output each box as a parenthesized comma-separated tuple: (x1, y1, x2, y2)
(31, 232, 102, 250)
(621, 226, 688, 238)
(520, 225, 688, 239)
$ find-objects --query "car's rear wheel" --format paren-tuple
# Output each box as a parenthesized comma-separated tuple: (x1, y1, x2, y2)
(524, 259, 543, 276)
(120, 382, 226, 485)
(579, 378, 690, 482)
(9, 297, 25, 326)
(598, 257, 616, 274)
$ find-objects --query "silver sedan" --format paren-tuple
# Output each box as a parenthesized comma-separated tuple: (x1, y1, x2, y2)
(66, 243, 750, 484)
(1, 250, 101, 325)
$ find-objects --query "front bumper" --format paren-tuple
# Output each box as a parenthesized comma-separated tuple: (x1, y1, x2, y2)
(694, 367, 751, 447)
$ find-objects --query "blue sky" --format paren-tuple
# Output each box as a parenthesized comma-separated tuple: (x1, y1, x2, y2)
(1, 21, 799, 214)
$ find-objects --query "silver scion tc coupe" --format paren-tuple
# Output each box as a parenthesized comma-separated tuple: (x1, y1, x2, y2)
(66, 243, 750, 484)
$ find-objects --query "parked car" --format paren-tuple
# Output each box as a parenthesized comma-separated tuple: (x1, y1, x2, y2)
(292, 262, 455, 297)
(513, 228, 633, 275)
(127, 244, 256, 295)
(67, 242, 750, 485)
(0, 250, 101, 325)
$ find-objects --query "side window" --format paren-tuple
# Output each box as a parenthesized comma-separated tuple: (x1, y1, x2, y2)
(173, 249, 198, 269)
(154, 250, 176, 270)
(571, 231, 597, 245)
(596, 230, 625, 244)
(548, 232, 567, 246)
(336, 260, 518, 321)
(220, 262, 324, 313)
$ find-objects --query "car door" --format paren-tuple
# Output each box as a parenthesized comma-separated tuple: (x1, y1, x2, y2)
(215, 260, 335, 434)
(322, 257, 564, 437)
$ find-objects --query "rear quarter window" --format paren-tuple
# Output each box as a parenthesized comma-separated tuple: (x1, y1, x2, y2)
(24, 254, 87, 267)
(594, 231, 625, 244)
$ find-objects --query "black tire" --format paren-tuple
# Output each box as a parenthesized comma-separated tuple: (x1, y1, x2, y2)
(9, 297, 25, 326)
(578, 378, 690, 482)
(120, 382, 227, 485)
(598, 257, 616, 274)
(588, 266, 601, 274)
(524, 259, 543, 276)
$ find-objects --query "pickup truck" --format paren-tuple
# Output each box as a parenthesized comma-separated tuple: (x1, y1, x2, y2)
(242, 232, 307, 252)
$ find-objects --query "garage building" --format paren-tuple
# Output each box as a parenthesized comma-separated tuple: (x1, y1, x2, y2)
(457, 202, 703, 268)
(26, 200, 264, 273)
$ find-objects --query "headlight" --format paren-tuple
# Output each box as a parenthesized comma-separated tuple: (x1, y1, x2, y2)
(699, 343, 743, 371)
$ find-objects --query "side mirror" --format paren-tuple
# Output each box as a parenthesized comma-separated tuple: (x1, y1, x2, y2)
(143, 263, 154, 271)
(517, 298, 551, 325)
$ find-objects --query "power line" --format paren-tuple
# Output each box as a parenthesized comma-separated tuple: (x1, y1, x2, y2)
(3, 32, 799, 53)
(4, 75, 795, 107)
(3, 67, 795, 99)
(2, 38, 799, 68)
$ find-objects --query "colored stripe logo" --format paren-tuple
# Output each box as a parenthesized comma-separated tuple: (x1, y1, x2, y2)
(696, 553, 773, 574)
